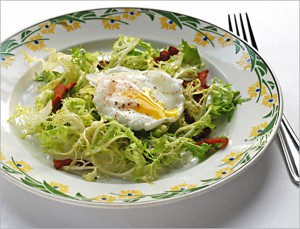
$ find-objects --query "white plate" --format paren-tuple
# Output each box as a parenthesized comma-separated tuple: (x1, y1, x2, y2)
(0, 7, 282, 208)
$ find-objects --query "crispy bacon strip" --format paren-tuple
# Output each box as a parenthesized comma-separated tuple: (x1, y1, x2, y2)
(53, 159, 73, 169)
(52, 82, 77, 113)
(154, 46, 179, 63)
(196, 69, 209, 89)
(196, 137, 229, 150)
(182, 69, 209, 89)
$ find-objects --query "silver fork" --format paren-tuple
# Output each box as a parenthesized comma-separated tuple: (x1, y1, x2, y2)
(228, 13, 299, 185)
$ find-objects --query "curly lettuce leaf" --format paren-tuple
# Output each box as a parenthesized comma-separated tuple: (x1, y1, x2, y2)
(39, 125, 80, 156)
(99, 35, 141, 69)
(184, 78, 249, 123)
(70, 47, 100, 74)
(8, 100, 52, 138)
(208, 80, 250, 121)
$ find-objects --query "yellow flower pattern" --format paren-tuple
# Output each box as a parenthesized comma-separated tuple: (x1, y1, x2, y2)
(49, 181, 69, 193)
(193, 32, 216, 47)
(119, 190, 143, 199)
(262, 94, 278, 108)
(1, 152, 5, 161)
(1, 56, 14, 69)
(221, 152, 243, 166)
(102, 16, 121, 30)
(39, 22, 56, 34)
(123, 9, 141, 21)
(61, 20, 81, 32)
(25, 33, 46, 51)
(7, 160, 33, 173)
(237, 52, 251, 70)
(160, 17, 177, 30)
(93, 195, 117, 203)
(250, 121, 268, 137)
(218, 33, 234, 47)
(248, 82, 267, 98)
(170, 183, 197, 191)
(216, 166, 234, 178)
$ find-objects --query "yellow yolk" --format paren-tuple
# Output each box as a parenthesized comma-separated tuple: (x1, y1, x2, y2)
(124, 89, 178, 120)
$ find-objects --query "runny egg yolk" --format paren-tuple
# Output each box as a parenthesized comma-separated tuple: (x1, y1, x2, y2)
(123, 88, 178, 120)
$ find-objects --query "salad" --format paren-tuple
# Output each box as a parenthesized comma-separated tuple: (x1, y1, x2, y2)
(9, 35, 248, 182)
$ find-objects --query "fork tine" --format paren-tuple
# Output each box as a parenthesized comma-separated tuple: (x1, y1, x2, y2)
(239, 13, 248, 42)
(228, 14, 233, 32)
(246, 13, 259, 50)
(234, 14, 240, 36)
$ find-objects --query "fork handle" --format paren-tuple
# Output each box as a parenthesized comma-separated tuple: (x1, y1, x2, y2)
(278, 114, 299, 185)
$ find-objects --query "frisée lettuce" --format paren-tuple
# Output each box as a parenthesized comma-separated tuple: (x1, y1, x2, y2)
(8, 35, 248, 182)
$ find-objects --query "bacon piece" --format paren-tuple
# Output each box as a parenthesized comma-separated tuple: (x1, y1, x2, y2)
(66, 82, 77, 91)
(53, 84, 67, 98)
(196, 137, 229, 150)
(159, 50, 170, 61)
(154, 46, 179, 63)
(182, 70, 209, 89)
(52, 95, 63, 112)
(53, 159, 73, 169)
(168, 46, 179, 55)
(52, 82, 77, 113)
(196, 69, 209, 90)
(192, 127, 212, 141)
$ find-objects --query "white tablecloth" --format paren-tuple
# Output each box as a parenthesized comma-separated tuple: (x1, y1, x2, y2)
(1, 1, 299, 228)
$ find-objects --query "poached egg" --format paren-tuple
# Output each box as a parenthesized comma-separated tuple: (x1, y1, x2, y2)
(87, 66, 184, 131)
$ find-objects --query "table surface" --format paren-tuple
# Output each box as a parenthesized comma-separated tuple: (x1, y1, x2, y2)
(1, 1, 299, 228)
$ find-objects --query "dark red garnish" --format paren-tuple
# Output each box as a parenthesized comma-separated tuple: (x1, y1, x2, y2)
(196, 137, 229, 150)
(52, 82, 77, 113)
(159, 50, 170, 61)
(168, 46, 179, 55)
(196, 69, 209, 90)
(154, 46, 179, 63)
(53, 159, 73, 169)
(192, 127, 212, 141)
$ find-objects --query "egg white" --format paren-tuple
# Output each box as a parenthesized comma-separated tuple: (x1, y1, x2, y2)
(87, 66, 185, 131)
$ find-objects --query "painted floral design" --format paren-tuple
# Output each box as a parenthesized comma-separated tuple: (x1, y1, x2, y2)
(119, 190, 143, 199)
(216, 166, 234, 178)
(25, 33, 46, 51)
(237, 52, 251, 70)
(49, 181, 69, 193)
(61, 20, 81, 32)
(248, 82, 267, 98)
(102, 16, 121, 30)
(1, 152, 5, 161)
(7, 160, 32, 173)
(218, 33, 234, 47)
(93, 194, 117, 203)
(193, 32, 216, 47)
(122, 9, 141, 21)
(250, 122, 269, 137)
(1, 56, 14, 69)
(221, 152, 243, 166)
(170, 183, 197, 191)
(160, 17, 177, 30)
(39, 22, 56, 34)
(262, 94, 278, 108)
